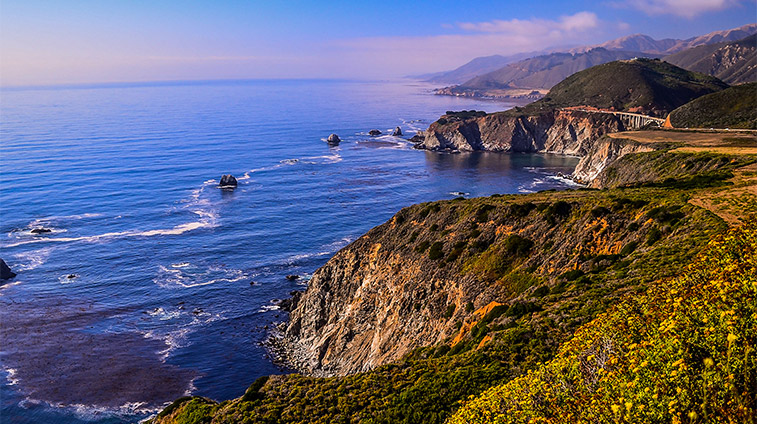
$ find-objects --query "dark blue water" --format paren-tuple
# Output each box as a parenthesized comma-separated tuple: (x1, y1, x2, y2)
(0, 80, 579, 423)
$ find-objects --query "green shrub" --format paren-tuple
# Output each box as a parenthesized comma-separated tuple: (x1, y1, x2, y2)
(590, 206, 611, 217)
(429, 242, 444, 260)
(444, 303, 457, 319)
(502, 234, 534, 257)
(559, 269, 585, 281)
(509, 202, 536, 218)
(647, 227, 663, 245)
(620, 240, 638, 256)
(476, 204, 495, 222)
(533, 285, 550, 298)
(241, 376, 270, 402)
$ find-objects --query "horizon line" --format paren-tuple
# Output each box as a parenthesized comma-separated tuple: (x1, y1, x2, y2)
(1, 77, 421, 92)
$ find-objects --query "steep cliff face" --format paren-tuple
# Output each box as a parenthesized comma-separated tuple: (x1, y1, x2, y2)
(282, 211, 481, 376)
(572, 136, 656, 184)
(420, 110, 625, 154)
(280, 188, 720, 377)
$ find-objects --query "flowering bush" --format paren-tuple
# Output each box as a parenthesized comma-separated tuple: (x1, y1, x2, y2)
(449, 223, 756, 424)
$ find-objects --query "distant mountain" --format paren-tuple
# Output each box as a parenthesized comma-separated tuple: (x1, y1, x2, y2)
(455, 48, 648, 91)
(423, 52, 544, 85)
(664, 34, 757, 84)
(668, 82, 757, 129)
(582, 23, 757, 55)
(526, 58, 729, 117)
(587, 34, 679, 55)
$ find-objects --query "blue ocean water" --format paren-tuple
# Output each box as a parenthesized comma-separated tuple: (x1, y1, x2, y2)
(0, 80, 579, 423)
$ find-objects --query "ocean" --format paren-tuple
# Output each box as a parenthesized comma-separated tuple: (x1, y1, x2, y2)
(0, 79, 579, 423)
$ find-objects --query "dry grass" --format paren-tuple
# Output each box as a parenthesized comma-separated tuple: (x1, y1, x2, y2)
(607, 129, 757, 146)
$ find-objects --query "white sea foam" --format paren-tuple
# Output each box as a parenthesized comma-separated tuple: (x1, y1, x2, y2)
(283, 236, 353, 264)
(58, 274, 80, 284)
(3, 206, 217, 248)
(257, 304, 280, 313)
(147, 307, 181, 321)
(12, 247, 53, 271)
(4, 368, 19, 385)
(238, 153, 342, 181)
(154, 264, 249, 289)
(548, 174, 583, 187)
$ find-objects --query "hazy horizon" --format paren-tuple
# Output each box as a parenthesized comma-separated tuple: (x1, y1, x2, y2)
(1, 0, 755, 87)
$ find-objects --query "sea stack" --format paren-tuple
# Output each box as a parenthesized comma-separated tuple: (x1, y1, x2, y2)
(327, 133, 341, 144)
(368, 129, 382, 136)
(1, 258, 16, 280)
(219, 174, 238, 188)
(392, 126, 402, 136)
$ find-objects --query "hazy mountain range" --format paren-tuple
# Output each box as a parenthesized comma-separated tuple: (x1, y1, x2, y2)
(427, 23, 757, 96)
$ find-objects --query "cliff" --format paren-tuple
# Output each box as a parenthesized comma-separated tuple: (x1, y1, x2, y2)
(151, 176, 741, 423)
(279, 185, 724, 377)
(420, 109, 625, 154)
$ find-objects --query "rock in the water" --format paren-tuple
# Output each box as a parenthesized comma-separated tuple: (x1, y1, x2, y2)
(30, 228, 52, 234)
(219, 174, 237, 188)
(285, 274, 300, 281)
(327, 134, 341, 144)
(392, 127, 402, 136)
(1, 259, 16, 280)
(408, 132, 425, 144)
(368, 129, 382, 136)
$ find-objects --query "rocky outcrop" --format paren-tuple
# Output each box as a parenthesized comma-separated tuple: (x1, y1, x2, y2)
(392, 127, 402, 136)
(327, 134, 341, 144)
(280, 187, 718, 377)
(572, 136, 656, 184)
(368, 130, 382, 136)
(1, 259, 16, 280)
(420, 109, 624, 155)
(219, 174, 237, 188)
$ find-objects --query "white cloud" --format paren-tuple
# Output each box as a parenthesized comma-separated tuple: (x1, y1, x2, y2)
(330, 12, 606, 78)
(458, 12, 599, 34)
(615, 0, 741, 18)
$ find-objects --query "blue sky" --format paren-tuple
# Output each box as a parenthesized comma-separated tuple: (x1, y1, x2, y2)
(1, 0, 755, 86)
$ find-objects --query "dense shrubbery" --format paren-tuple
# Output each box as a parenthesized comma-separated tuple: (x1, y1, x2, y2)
(450, 223, 757, 424)
(151, 185, 732, 424)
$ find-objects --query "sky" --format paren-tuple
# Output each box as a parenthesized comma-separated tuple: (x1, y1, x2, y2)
(1, 0, 755, 86)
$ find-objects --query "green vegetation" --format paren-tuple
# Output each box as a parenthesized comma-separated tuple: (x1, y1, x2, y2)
(449, 223, 757, 424)
(151, 181, 731, 424)
(520, 58, 728, 117)
(668, 82, 757, 129)
(593, 147, 757, 189)
(150, 133, 757, 424)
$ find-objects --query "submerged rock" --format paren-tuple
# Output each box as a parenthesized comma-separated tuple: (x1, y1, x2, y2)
(327, 134, 341, 144)
(392, 127, 402, 136)
(1, 259, 16, 280)
(285, 274, 300, 281)
(30, 228, 52, 234)
(219, 174, 238, 188)
(368, 129, 382, 136)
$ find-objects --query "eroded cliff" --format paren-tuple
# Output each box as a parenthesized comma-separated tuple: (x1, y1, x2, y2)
(420, 109, 625, 154)
(280, 187, 723, 377)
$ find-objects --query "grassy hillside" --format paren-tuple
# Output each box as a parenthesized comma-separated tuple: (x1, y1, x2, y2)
(449, 222, 757, 424)
(668, 83, 757, 129)
(149, 166, 749, 423)
(520, 58, 728, 117)
(665, 34, 757, 85)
